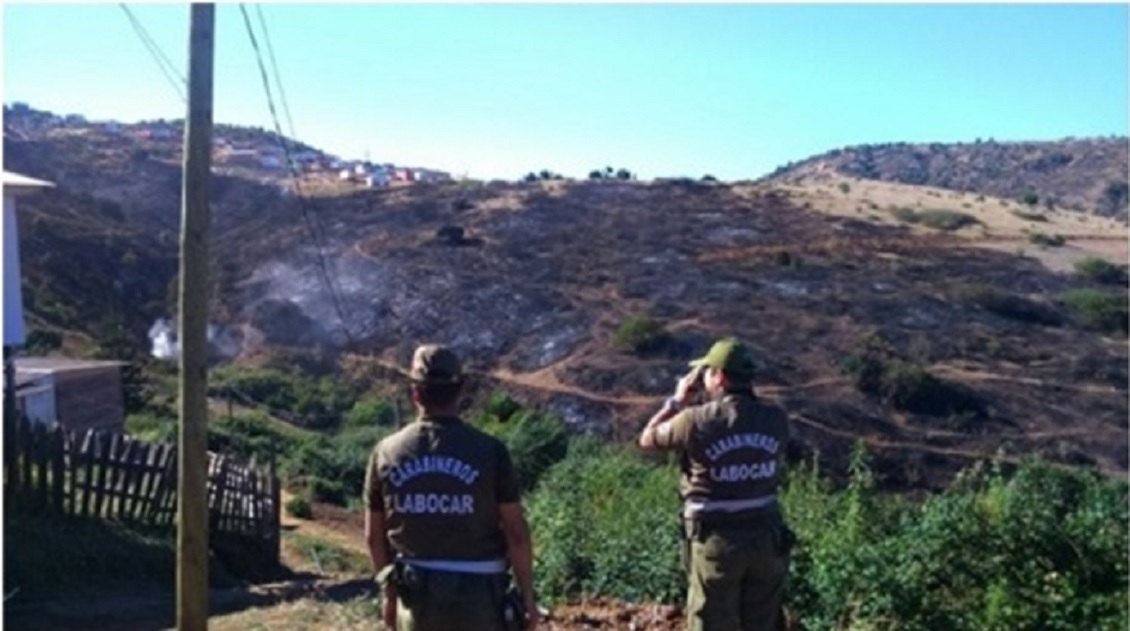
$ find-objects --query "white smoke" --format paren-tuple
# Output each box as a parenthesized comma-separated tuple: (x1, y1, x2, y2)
(149, 318, 243, 361)
(149, 318, 179, 360)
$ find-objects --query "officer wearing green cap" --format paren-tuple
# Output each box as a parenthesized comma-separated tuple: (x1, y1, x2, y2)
(364, 344, 539, 630)
(638, 337, 793, 631)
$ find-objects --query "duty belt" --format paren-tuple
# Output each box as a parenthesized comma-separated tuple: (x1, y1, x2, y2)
(682, 494, 777, 519)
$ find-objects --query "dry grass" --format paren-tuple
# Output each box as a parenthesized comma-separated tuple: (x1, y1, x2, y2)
(739, 174, 1128, 273)
(210, 595, 382, 631)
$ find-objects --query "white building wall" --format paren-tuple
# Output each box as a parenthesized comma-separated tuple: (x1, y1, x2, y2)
(3, 195, 25, 346)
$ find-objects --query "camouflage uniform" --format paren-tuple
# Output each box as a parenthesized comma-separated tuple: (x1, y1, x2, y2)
(365, 346, 521, 631)
(652, 340, 793, 631)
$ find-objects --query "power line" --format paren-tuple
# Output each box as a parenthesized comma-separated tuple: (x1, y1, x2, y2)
(253, 4, 297, 143)
(236, 3, 357, 346)
(118, 4, 187, 103)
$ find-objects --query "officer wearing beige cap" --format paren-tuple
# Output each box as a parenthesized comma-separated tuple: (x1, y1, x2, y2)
(365, 344, 539, 630)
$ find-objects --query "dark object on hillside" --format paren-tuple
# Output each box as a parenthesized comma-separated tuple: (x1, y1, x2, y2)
(433, 225, 483, 247)
(452, 197, 475, 211)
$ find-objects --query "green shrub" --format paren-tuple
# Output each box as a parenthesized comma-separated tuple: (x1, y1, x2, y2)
(478, 408, 569, 494)
(527, 441, 683, 605)
(785, 455, 1128, 631)
(915, 209, 980, 231)
(125, 410, 177, 443)
(952, 284, 1063, 326)
(342, 398, 396, 431)
(482, 390, 522, 423)
(208, 411, 300, 464)
(1075, 257, 1128, 286)
(285, 495, 313, 519)
(1063, 289, 1129, 336)
(24, 329, 63, 354)
(1022, 192, 1040, 206)
(210, 366, 358, 430)
(613, 315, 667, 354)
(895, 207, 979, 227)
(1029, 232, 1066, 247)
(891, 207, 919, 223)
(1012, 208, 1050, 222)
(838, 182, 851, 194)
(841, 342, 983, 416)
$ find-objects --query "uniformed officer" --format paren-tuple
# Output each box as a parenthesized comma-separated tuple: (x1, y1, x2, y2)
(365, 344, 539, 630)
(638, 337, 793, 631)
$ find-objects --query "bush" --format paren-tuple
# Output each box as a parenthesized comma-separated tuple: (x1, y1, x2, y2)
(952, 284, 1063, 326)
(208, 411, 300, 464)
(1029, 232, 1066, 247)
(210, 366, 358, 430)
(784, 455, 1128, 631)
(286, 495, 313, 519)
(342, 398, 397, 431)
(478, 410, 569, 494)
(1075, 257, 1128, 286)
(1063, 289, 1129, 336)
(1022, 192, 1040, 206)
(885, 209, 976, 231)
(527, 441, 683, 605)
(125, 410, 177, 444)
(915, 209, 980, 231)
(1012, 209, 1050, 222)
(24, 328, 63, 355)
(528, 444, 1129, 631)
(841, 341, 983, 417)
(613, 315, 667, 354)
(838, 182, 851, 194)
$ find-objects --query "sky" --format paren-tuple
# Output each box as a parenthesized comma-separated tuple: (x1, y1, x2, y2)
(2, 3, 1127, 181)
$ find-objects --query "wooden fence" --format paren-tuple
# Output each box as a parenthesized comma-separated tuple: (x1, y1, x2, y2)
(3, 414, 280, 569)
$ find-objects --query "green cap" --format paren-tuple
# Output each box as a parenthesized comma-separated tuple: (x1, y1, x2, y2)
(689, 337, 757, 381)
(409, 344, 463, 384)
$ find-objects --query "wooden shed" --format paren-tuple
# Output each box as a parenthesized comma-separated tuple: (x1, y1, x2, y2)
(14, 357, 127, 433)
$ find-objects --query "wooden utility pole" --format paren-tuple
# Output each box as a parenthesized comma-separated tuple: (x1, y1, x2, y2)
(178, 4, 215, 631)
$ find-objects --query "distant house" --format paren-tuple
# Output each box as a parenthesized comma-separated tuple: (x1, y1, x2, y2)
(14, 358, 126, 433)
(366, 171, 390, 188)
(3, 171, 53, 348)
(338, 169, 354, 181)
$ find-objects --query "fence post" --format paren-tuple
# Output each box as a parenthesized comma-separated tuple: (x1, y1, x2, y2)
(269, 445, 280, 569)
(51, 424, 66, 515)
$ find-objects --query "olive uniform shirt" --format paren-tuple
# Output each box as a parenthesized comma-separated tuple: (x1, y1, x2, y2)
(365, 414, 520, 561)
(654, 392, 789, 523)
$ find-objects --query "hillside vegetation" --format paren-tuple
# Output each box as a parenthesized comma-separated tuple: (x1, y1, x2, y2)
(4, 104, 1127, 493)
(764, 138, 1129, 219)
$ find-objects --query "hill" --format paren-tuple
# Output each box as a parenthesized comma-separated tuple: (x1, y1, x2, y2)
(3, 104, 1127, 490)
(762, 138, 1129, 219)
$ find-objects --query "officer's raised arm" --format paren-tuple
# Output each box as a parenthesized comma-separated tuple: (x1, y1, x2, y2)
(639, 366, 703, 450)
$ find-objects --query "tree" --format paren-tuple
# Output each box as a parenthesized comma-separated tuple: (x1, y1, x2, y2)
(92, 313, 152, 414)
(615, 168, 633, 180)
(589, 170, 604, 180)
(1022, 192, 1039, 206)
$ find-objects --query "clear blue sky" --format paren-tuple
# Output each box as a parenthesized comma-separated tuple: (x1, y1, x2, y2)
(3, 3, 1127, 181)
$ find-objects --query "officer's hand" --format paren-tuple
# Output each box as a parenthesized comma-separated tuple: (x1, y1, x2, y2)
(673, 367, 702, 406)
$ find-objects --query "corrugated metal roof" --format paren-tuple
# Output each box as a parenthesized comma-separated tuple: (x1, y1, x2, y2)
(14, 357, 126, 373)
(2, 170, 55, 194)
